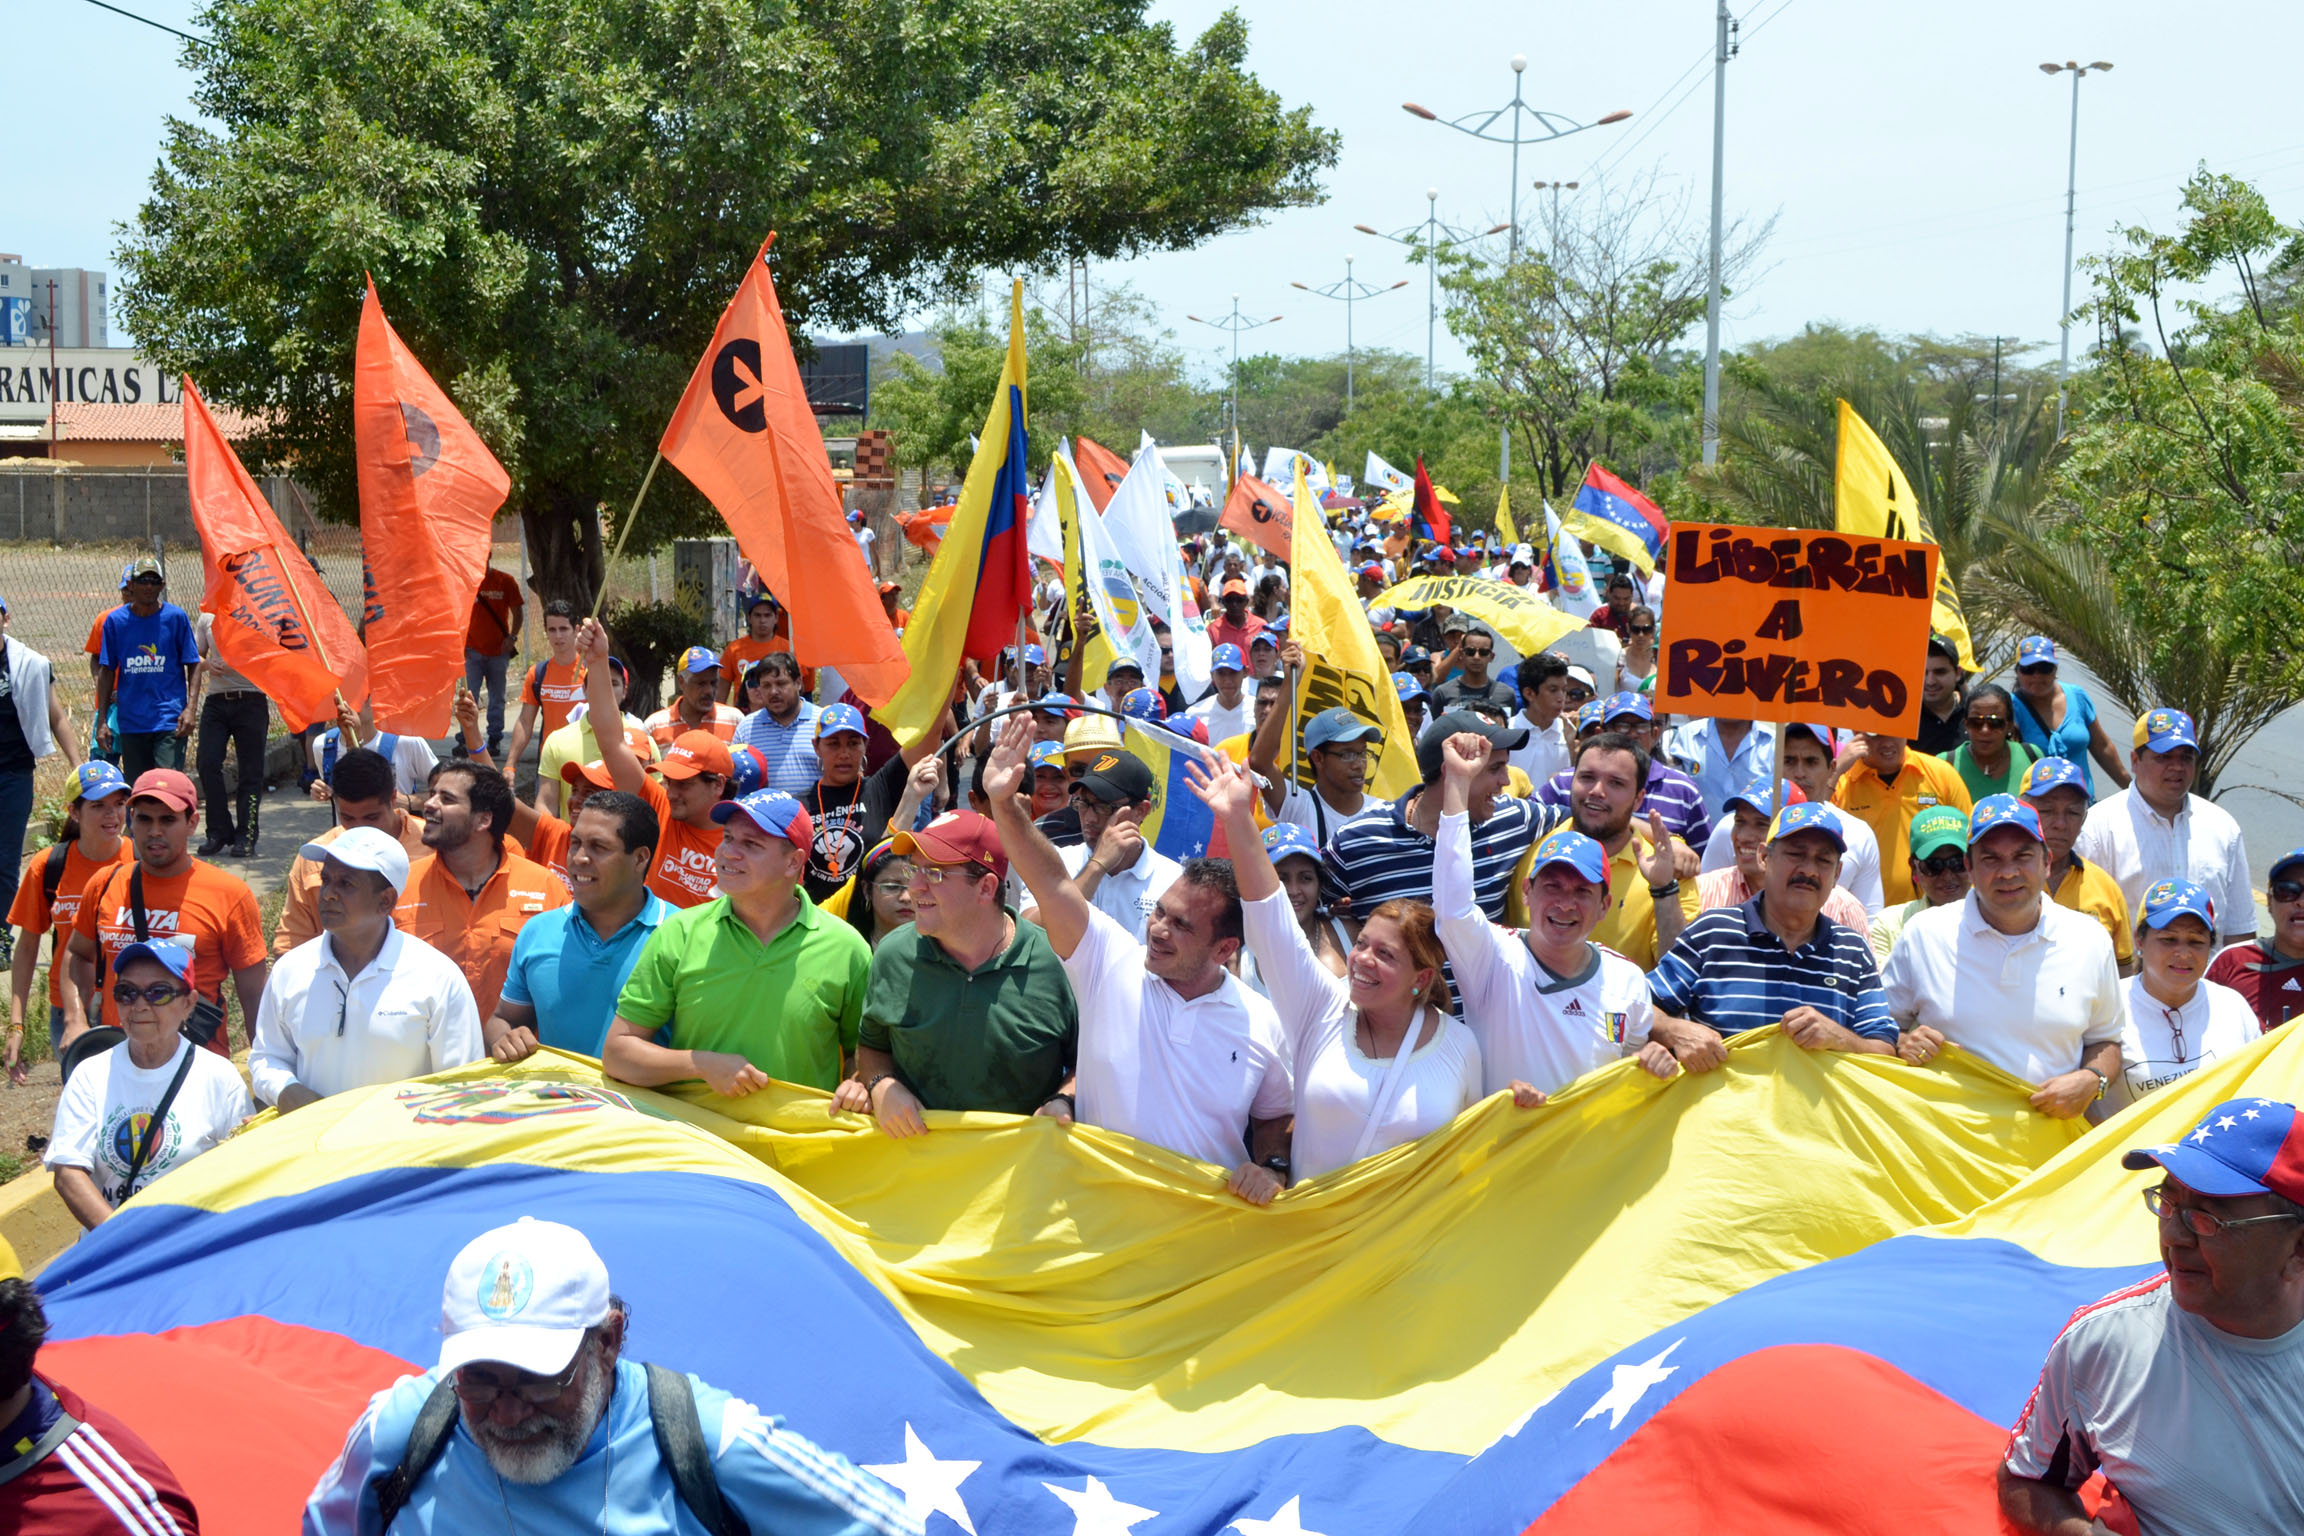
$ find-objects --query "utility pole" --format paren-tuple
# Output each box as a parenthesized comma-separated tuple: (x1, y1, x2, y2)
(1186, 297, 1282, 448)
(2041, 60, 2113, 438)
(45, 278, 58, 455)
(1701, 0, 1738, 466)
(1356, 194, 1507, 395)
(1290, 257, 1409, 411)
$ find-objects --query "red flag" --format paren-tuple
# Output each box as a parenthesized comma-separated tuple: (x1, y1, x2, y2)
(1219, 474, 1293, 561)
(354, 279, 509, 736)
(182, 379, 367, 730)
(1412, 455, 1452, 549)
(1072, 436, 1131, 513)
(660, 236, 909, 707)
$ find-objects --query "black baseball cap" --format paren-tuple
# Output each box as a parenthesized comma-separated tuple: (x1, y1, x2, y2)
(1415, 710, 1528, 783)
(1071, 750, 1155, 806)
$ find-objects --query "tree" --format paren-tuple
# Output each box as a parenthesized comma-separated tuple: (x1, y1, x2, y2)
(1435, 172, 1771, 504)
(116, 0, 1338, 606)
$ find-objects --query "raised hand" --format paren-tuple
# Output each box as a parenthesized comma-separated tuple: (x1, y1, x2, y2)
(1635, 809, 1677, 888)
(982, 714, 1035, 805)
(1185, 752, 1258, 826)
(575, 617, 611, 668)
(1441, 732, 1489, 786)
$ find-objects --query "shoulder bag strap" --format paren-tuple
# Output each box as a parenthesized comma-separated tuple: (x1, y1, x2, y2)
(375, 1378, 463, 1532)
(129, 861, 149, 945)
(1347, 1005, 1434, 1165)
(646, 1362, 749, 1536)
(119, 1042, 196, 1200)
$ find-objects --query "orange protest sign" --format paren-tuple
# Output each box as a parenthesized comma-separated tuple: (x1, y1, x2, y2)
(1656, 522, 1938, 737)
(1219, 474, 1292, 560)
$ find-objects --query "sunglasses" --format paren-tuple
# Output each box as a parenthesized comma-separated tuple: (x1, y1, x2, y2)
(1627, 625, 1656, 636)
(1967, 715, 2011, 730)
(2272, 880, 2304, 904)
(111, 981, 188, 1007)
(1565, 687, 1594, 703)
(1461, 648, 1494, 660)
(1916, 852, 1969, 877)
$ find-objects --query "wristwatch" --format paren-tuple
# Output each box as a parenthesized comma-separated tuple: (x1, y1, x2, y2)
(1260, 1154, 1291, 1179)
(2088, 1068, 2109, 1102)
(1647, 879, 1681, 900)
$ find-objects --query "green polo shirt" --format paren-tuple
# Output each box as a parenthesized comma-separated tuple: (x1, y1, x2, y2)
(858, 913, 1078, 1114)
(615, 891, 869, 1090)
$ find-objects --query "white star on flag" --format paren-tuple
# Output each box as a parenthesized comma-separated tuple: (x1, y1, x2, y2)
(2191, 1129, 2213, 1144)
(1230, 1495, 1331, 1536)
(1576, 1339, 1683, 1431)
(1044, 1475, 1158, 1536)
(2218, 1115, 2239, 1129)
(2245, 1108, 2262, 1119)
(864, 1425, 981, 1534)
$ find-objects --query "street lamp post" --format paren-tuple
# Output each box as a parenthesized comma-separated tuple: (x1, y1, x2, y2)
(1290, 256, 1410, 410)
(1528, 180, 1579, 252)
(2040, 59, 2113, 438)
(1701, 0, 1738, 466)
(1186, 295, 1283, 456)
(1404, 57, 1630, 482)
(1356, 191, 1510, 394)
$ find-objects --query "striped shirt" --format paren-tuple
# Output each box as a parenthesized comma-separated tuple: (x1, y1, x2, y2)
(1647, 897, 1897, 1043)
(734, 700, 822, 795)
(1324, 790, 1568, 921)
(0, 1377, 197, 1534)
(1539, 758, 1713, 851)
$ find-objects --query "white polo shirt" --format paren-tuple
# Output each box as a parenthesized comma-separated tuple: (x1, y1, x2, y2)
(1063, 904, 1293, 1168)
(1185, 691, 1252, 744)
(249, 926, 483, 1105)
(1433, 810, 1651, 1095)
(1879, 893, 2126, 1084)
(1508, 713, 1573, 790)
(1059, 842, 1183, 944)
(1701, 805, 1885, 919)
(2074, 788, 2253, 938)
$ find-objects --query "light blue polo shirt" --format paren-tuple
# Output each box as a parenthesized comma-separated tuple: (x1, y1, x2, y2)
(498, 894, 671, 1056)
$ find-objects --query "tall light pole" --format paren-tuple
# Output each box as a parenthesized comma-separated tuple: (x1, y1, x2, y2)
(2041, 59, 2113, 438)
(1356, 191, 1510, 393)
(1291, 257, 1410, 410)
(1529, 179, 1580, 253)
(1701, 0, 1738, 466)
(1405, 58, 1630, 483)
(1186, 295, 1282, 451)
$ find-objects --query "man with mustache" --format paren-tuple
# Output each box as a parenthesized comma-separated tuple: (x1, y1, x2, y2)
(304, 1218, 917, 1534)
(1643, 802, 1899, 1075)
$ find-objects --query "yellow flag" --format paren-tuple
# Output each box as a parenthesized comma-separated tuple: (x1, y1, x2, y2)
(1288, 460, 1419, 799)
(1832, 398, 1977, 671)
(1494, 484, 1519, 549)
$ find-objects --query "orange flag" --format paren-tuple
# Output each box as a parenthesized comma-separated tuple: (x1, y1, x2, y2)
(1219, 474, 1293, 561)
(660, 236, 909, 707)
(182, 378, 367, 730)
(1073, 436, 1131, 513)
(354, 278, 510, 736)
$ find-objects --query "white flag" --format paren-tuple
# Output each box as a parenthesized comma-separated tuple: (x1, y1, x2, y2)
(1364, 451, 1411, 493)
(1545, 501, 1602, 619)
(1262, 446, 1329, 495)
(1104, 442, 1212, 700)
(1076, 473, 1161, 688)
(1027, 460, 1066, 566)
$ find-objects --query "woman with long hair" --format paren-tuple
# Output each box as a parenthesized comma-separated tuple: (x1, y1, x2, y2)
(1238, 823, 1351, 993)
(1193, 755, 1481, 1181)
(6, 763, 131, 1087)
(1614, 605, 1659, 694)
(843, 839, 918, 952)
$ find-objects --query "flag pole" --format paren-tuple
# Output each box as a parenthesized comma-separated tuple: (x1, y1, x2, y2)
(589, 451, 662, 620)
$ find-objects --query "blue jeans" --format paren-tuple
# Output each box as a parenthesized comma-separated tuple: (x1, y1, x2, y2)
(0, 769, 32, 925)
(463, 648, 511, 756)
(119, 729, 186, 781)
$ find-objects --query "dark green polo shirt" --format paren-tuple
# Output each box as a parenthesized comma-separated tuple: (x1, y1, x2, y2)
(858, 912, 1078, 1114)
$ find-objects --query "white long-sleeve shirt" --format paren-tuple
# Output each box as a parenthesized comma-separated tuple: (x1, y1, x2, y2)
(1432, 810, 1652, 1095)
(250, 926, 482, 1105)
(1239, 889, 1482, 1181)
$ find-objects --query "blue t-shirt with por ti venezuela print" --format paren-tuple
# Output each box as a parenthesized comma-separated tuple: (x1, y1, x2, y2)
(99, 603, 200, 733)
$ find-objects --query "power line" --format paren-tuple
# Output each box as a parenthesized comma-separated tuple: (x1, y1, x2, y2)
(78, 0, 208, 46)
(1585, 0, 1796, 185)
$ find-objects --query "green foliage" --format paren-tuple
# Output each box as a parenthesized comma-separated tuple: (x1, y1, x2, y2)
(116, 0, 1337, 604)
(603, 597, 713, 716)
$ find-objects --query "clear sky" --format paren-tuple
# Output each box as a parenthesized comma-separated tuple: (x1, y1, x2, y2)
(15, 0, 2304, 385)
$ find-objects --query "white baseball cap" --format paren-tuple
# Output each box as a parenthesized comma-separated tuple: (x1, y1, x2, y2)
(438, 1217, 612, 1375)
(300, 825, 412, 894)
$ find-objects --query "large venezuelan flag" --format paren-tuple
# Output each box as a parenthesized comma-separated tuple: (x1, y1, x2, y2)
(1566, 462, 1669, 577)
(29, 1026, 2304, 1532)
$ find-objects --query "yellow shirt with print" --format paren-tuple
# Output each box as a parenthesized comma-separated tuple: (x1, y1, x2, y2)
(1833, 755, 1974, 908)
(2055, 855, 2135, 968)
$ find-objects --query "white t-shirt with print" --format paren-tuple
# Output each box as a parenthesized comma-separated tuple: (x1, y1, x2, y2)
(47, 1037, 252, 1206)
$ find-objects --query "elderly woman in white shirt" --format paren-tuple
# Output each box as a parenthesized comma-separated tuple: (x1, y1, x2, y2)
(1191, 755, 1483, 1182)
(2094, 878, 2260, 1122)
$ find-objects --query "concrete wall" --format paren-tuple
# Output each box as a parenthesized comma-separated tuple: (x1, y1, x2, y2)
(0, 465, 301, 545)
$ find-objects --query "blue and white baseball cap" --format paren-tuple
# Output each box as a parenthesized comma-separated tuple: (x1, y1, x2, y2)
(2139, 878, 2216, 931)
(113, 935, 194, 985)
(1022, 644, 1047, 667)
(2123, 1099, 2304, 1204)
(677, 646, 720, 676)
(1210, 644, 1246, 673)
(1967, 793, 2044, 844)
(1393, 672, 1429, 703)
(815, 703, 868, 740)
(438, 1217, 612, 1375)
(1724, 775, 1802, 820)
(1766, 801, 1846, 852)
(1575, 700, 1607, 733)
(710, 788, 814, 845)
(725, 744, 770, 797)
(1262, 823, 1321, 864)
(1120, 687, 1167, 722)
(2020, 756, 2088, 801)
(2269, 846, 2304, 886)
(2016, 636, 2058, 668)
(1028, 741, 1065, 771)
(1032, 691, 1080, 718)
(2138, 707, 2198, 754)
(1530, 828, 1608, 884)
(72, 761, 129, 802)
(1601, 691, 1652, 725)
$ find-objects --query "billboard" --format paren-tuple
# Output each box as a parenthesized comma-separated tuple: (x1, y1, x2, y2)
(796, 341, 869, 418)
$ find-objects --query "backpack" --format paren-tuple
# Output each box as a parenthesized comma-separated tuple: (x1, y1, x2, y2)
(320, 730, 399, 782)
(376, 1362, 746, 1534)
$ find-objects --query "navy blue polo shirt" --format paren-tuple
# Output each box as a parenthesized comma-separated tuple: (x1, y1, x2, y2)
(1647, 896, 1896, 1043)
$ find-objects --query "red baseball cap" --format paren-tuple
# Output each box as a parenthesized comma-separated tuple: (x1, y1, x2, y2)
(657, 731, 734, 781)
(893, 810, 1008, 882)
(129, 768, 198, 814)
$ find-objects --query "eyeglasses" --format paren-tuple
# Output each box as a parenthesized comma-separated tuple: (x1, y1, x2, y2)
(1916, 852, 1968, 877)
(2271, 880, 2304, 904)
(1565, 688, 1594, 704)
(454, 1355, 586, 1405)
(908, 862, 992, 886)
(111, 982, 188, 1007)
(2143, 1183, 2304, 1239)
(1315, 747, 1372, 767)
(1966, 715, 2011, 730)
(871, 880, 912, 897)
